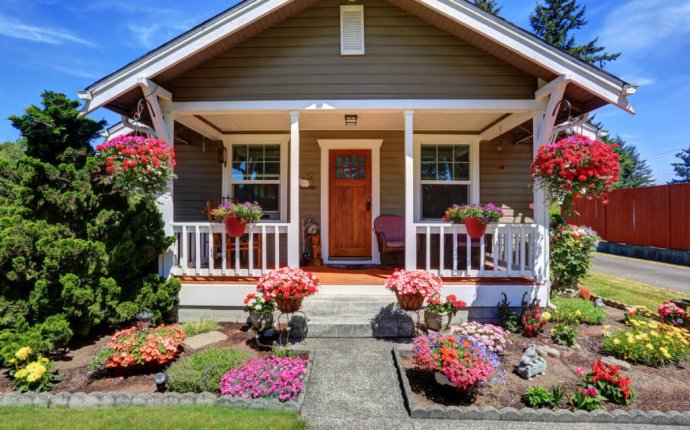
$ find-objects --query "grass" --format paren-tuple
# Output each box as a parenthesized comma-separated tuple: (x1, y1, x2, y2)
(551, 297, 608, 325)
(0, 406, 306, 430)
(581, 271, 690, 311)
(182, 319, 221, 337)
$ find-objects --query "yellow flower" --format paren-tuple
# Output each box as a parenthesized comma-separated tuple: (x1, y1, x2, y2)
(602, 325, 610, 337)
(613, 339, 621, 345)
(14, 368, 28, 380)
(575, 310, 582, 316)
(14, 347, 32, 361)
(542, 311, 552, 321)
(24, 362, 46, 383)
(646, 343, 654, 350)
(39, 357, 49, 365)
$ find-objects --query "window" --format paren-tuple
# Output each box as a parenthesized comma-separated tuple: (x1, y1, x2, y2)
(417, 142, 475, 220)
(335, 154, 367, 179)
(225, 136, 288, 221)
(340, 5, 365, 55)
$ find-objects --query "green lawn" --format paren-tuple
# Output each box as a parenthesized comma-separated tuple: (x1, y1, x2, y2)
(581, 271, 690, 311)
(0, 406, 306, 430)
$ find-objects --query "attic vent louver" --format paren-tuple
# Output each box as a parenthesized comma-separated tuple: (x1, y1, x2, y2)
(340, 5, 364, 55)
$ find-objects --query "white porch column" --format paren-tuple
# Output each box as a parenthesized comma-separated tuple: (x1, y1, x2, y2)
(404, 110, 416, 270)
(158, 104, 175, 277)
(288, 111, 300, 267)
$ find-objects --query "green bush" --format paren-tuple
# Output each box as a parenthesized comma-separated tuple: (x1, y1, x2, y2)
(550, 215, 599, 292)
(166, 348, 252, 393)
(182, 319, 221, 337)
(551, 298, 607, 325)
(523, 386, 563, 409)
(551, 322, 578, 347)
(0, 314, 72, 366)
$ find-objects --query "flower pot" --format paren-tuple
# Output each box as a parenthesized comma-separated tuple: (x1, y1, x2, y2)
(425, 310, 452, 331)
(464, 216, 487, 239)
(249, 310, 274, 331)
(396, 292, 425, 311)
(225, 216, 246, 237)
(276, 297, 303, 313)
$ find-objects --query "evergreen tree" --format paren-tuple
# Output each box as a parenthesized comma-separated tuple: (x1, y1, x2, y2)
(471, 0, 501, 14)
(605, 135, 654, 188)
(529, 0, 620, 67)
(670, 146, 690, 184)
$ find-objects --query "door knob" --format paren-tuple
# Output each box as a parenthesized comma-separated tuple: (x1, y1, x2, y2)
(366, 199, 371, 212)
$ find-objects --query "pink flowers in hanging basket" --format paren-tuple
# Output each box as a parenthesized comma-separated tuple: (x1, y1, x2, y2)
(95, 135, 176, 197)
(256, 267, 320, 300)
(531, 135, 619, 213)
(384, 269, 443, 298)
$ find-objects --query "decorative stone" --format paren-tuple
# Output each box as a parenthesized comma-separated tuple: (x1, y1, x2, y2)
(516, 345, 547, 379)
(535, 345, 561, 359)
(594, 298, 605, 308)
(182, 330, 228, 351)
(601, 356, 632, 371)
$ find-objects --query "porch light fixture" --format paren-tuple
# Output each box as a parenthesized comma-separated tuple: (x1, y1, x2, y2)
(217, 143, 227, 167)
(345, 114, 358, 126)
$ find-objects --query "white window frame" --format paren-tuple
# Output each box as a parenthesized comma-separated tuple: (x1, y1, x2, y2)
(413, 135, 480, 222)
(221, 134, 290, 222)
(340, 5, 365, 56)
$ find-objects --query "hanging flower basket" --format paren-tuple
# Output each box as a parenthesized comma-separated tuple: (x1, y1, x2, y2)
(463, 216, 487, 239)
(531, 135, 620, 214)
(396, 292, 425, 311)
(225, 216, 246, 237)
(443, 203, 503, 239)
(210, 201, 263, 237)
(275, 297, 304, 313)
(256, 267, 320, 313)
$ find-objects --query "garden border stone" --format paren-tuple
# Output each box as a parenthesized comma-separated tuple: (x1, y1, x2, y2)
(0, 348, 315, 413)
(392, 348, 690, 426)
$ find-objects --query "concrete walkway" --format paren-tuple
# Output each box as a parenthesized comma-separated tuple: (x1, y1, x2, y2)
(592, 252, 690, 295)
(298, 338, 680, 430)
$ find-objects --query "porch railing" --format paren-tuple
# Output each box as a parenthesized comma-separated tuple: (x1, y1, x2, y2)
(414, 223, 538, 278)
(171, 222, 289, 277)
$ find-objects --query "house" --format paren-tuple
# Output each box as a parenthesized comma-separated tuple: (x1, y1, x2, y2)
(78, 0, 635, 322)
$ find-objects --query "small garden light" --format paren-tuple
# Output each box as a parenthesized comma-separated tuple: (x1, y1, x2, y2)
(154, 372, 168, 392)
(136, 309, 155, 329)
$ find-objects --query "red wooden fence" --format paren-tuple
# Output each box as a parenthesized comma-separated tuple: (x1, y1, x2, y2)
(566, 183, 690, 251)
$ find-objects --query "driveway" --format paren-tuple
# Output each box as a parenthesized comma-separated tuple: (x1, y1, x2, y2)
(591, 252, 690, 295)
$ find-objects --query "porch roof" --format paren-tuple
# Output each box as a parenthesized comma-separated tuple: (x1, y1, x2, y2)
(78, 0, 635, 119)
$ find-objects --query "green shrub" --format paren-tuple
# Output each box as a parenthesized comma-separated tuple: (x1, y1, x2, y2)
(166, 348, 252, 393)
(182, 319, 221, 337)
(551, 322, 578, 347)
(550, 216, 599, 292)
(496, 292, 523, 333)
(38, 314, 73, 351)
(523, 386, 563, 409)
(0, 314, 73, 366)
(551, 298, 607, 325)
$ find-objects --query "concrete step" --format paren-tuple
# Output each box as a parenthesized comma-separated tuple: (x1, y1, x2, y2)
(300, 294, 398, 318)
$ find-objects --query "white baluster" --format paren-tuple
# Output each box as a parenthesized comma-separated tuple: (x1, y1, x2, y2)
(479, 234, 485, 276)
(248, 225, 254, 276)
(465, 233, 471, 274)
(261, 225, 267, 273)
(492, 228, 499, 276)
(181, 226, 188, 275)
(520, 226, 526, 275)
(452, 225, 458, 276)
(274, 226, 280, 269)
(194, 225, 201, 274)
(439, 226, 445, 276)
(221, 228, 227, 275)
(208, 225, 214, 273)
(506, 225, 513, 276)
(234, 236, 240, 275)
(425, 226, 431, 272)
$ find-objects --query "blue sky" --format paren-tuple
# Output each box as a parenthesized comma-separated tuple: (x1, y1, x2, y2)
(0, 0, 688, 182)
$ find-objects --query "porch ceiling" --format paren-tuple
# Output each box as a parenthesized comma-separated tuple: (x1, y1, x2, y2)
(192, 110, 508, 134)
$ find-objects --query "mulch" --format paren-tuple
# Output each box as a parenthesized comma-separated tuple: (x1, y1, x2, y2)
(403, 306, 690, 412)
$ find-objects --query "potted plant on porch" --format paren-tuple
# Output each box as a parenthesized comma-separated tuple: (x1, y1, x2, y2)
(385, 270, 443, 311)
(244, 293, 276, 331)
(210, 201, 263, 237)
(424, 294, 467, 331)
(256, 267, 320, 313)
(443, 203, 504, 239)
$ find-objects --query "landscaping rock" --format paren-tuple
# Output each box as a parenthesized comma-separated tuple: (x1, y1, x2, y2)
(601, 356, 632, 371)
(182, 330, 228, 351)
(535, 345, 561, 359)
(594, 298, 605, 308)
(516, 345, 547, 379)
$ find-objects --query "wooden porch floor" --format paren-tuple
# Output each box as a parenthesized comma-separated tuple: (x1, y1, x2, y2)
(175, 265, 535, 285)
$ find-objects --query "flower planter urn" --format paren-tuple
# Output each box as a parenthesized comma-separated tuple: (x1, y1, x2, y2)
(463, 216, 487, 239)
(225, 216, 247, 237)
(396, 292, 425, 311)
(249, 310, 274, 331)
(276, 297, 303, 313)
(425, 310, 452, 331)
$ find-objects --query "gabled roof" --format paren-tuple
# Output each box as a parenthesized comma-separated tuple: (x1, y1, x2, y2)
(79, 0, 635, 116)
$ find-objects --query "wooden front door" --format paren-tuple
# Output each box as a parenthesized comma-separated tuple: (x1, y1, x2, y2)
(329, 149, 372, 258)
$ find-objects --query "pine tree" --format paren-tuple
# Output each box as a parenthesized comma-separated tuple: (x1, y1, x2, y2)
(471, 0, 501, 14)
(605, 135, 654, 188)
(670, 146, 690, 184)
(529, 0, 620, 67)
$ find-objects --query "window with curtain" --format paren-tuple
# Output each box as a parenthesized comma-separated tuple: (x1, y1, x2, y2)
(419, 144, 471, 220)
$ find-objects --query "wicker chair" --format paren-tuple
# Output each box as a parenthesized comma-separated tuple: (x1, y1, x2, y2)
(374, 215, 405, 266)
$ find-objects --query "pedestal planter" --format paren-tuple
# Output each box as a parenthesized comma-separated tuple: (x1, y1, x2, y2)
(225, 216, 247, 237)
(425, 310, 452, 331)
(396, 293, 425, 311)
(249, 310, 274, 331)
(276, 297, 303, 313)
(463, 216, 487, 239)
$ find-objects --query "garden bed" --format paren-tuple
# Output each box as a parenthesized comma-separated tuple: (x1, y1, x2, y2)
(394, 306, 690, 424)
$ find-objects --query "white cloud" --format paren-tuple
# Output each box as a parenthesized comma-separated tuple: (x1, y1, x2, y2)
(620, 75, 655, 87)
(126, 20, 195, 50)
(50, 65, 100, 79)
(0, 15, 96, 47)
(599, 0, 690, 51)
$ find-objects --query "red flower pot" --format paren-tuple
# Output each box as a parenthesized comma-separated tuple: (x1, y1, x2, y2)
(464, 216, 487, 239)
(225, 216, 246, 237)
(276, 297, 303, 313)
(396, 292, 425, 311)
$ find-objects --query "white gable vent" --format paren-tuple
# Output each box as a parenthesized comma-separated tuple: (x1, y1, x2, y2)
(340, 5, 365, 55)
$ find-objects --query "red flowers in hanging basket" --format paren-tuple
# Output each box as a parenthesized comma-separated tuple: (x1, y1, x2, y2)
(531, 135, 619, 214)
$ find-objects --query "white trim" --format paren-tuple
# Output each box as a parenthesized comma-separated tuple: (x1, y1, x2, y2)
(404, 110, 415, 269)
(340, 5, 365, 56)
(288, 111, 300, 267)
(170, 99, 545, 114)
(317, 139, 383, 265)
(221, 134, 290, 223)
(413, 134, 481, 222)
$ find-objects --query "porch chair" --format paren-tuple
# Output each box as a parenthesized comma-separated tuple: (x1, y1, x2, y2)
(373, 215, 405, 266)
